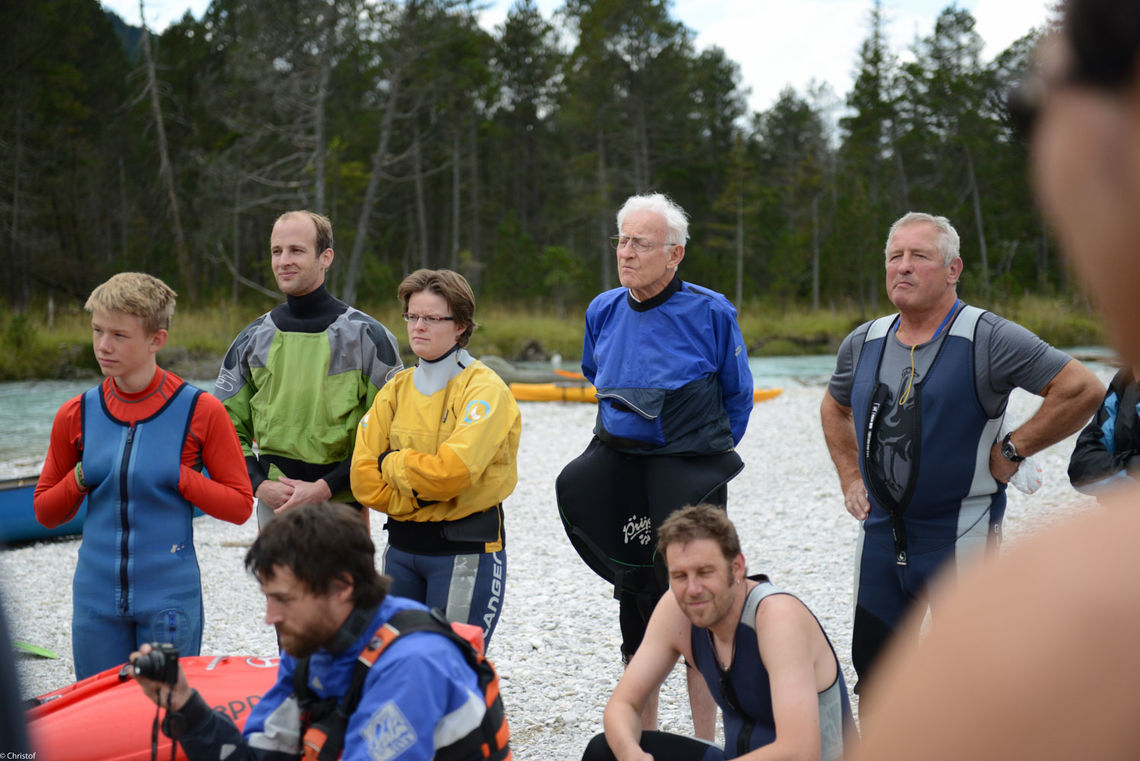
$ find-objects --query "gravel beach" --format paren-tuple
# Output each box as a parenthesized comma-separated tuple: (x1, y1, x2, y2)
(1, 383, 1099, 758)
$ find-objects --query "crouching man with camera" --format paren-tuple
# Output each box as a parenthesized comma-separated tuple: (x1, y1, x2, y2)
(131, 502, 509, 761)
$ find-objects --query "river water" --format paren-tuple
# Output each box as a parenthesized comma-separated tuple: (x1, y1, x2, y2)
(0, 350, 1114, 478)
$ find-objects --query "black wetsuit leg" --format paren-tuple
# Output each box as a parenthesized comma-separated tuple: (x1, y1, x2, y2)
(582, 731, 724, 761)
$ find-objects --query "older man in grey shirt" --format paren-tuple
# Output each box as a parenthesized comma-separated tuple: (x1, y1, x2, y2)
(820, 211, 1102, 696)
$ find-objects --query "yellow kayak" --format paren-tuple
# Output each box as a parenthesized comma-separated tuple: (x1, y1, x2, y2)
(509, 383, 782, 404)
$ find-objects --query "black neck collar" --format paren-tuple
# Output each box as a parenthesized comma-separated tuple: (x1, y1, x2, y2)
(285, 283, 335, 319)
(325, 603, 380, 654)
(627, 274, 681, 312)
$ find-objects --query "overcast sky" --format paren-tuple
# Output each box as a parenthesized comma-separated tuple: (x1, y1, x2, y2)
(102, 0, 1054, 114)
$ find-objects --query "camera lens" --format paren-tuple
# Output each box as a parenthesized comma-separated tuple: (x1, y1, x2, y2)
(133, 643, 179, 685)
(133, 649, 164, 680)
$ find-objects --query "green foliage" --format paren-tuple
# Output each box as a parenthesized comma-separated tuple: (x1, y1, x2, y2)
(0, 0, 1077, 326)
(468, 315, 586, 362)
(3, 314, 35, 353)
(990, 295, 1106, 348)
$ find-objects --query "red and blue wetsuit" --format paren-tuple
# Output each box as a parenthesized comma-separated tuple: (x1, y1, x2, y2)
(34, 369, 252, 679)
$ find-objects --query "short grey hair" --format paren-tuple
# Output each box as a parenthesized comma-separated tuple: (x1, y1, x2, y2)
(616, 193, 690, 246)
(885, 212, 961, 266)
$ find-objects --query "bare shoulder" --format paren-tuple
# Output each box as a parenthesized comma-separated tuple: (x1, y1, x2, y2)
(753, 592, 829, 660)
(754, 591, 815, 629)
(650, 590, 695, 659)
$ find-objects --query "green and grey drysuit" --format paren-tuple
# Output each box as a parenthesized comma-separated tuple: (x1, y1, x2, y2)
(214, 285, 402, 515)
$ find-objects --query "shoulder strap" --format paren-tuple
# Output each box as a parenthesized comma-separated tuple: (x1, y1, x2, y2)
(378, 609, 511, 761)
(293, 656, 312, 706)
(947, 304, 984, 340)
(301, 608, 511, 761)
(865, 314, 898, 342)
(739, 576, 780, 633)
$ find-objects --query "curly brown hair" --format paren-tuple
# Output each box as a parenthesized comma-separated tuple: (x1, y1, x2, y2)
(245, 503, 389, 608)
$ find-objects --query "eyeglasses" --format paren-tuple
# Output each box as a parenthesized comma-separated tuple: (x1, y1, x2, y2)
(609, 235, 671, 254)
(402, 313, 456, 326)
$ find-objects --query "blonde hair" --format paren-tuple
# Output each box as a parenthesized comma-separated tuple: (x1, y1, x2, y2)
(84, 272, 177, 335)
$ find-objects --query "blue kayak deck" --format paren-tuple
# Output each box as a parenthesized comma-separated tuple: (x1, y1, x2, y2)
(0, 475, 86, 545)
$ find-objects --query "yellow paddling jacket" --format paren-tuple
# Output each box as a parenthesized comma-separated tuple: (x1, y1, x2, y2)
(350, 348, 520, 550)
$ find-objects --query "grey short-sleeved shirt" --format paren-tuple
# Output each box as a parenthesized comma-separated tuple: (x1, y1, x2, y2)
(828, 307, 1071, 419)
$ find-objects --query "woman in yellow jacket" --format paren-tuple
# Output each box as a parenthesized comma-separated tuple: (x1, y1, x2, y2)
(351, 269, 521, 645)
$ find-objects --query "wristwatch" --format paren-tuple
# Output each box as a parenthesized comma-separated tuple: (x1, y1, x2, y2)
(1001, 432, 1025, 463)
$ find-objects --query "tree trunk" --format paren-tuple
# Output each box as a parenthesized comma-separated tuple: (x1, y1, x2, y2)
(118, 157, 128, 264)
(632, 75, 650, 192)
(10, 107, 24, 309)
(735, 189, 744, 308)
(342, 82, 401, 304)
(342, 2, 417, 305)
(451, 129, 460, 270)
(889, 125, 910, 209)
(313, 1, 336, 214)
(413, 123, 429, 268)
(231, 181, 241, 305)
(469, 116, 481, 289)
(811, 193, 820, 311)
(965, 146, 990, 300)
(596, 124, 611, 291)
(139, 0, 194, 300)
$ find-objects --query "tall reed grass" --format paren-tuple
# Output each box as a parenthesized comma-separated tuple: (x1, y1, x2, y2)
(0, 295, 1108, 381)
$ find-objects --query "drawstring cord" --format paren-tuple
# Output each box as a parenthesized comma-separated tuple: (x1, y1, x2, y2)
(896, 299, 960, 407)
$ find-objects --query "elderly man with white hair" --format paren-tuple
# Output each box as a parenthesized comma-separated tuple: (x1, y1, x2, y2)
(820, 211, 1102, 698)
(557, 193, 753, 739)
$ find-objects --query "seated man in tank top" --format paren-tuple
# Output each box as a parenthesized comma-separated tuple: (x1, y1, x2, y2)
(581, 504, 857, 761)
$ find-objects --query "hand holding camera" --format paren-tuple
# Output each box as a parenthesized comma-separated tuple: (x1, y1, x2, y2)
(133, 642, 179, 684)
(130, 642, 191, 712)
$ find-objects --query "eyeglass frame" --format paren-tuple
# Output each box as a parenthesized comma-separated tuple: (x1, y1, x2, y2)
(402, 313, 457, 326)
(609, 235, 681, 254)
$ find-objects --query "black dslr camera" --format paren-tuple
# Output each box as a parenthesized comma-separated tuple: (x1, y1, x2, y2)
(133, 642, 180, 685)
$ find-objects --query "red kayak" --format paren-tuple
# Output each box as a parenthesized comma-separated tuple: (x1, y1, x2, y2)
(27, 654, 280, 761)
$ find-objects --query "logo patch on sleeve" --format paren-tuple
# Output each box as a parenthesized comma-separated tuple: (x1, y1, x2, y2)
(462, 400, 491, 424)
(360, 700, 418, 761)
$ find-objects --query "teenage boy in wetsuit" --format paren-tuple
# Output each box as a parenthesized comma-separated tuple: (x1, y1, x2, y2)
(34, 272, 252, 679)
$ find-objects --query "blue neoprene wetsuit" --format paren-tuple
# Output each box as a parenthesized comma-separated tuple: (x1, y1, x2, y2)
(690, 579, 853, 761)
(850, 306, 1005, 688)
(74, 382, 204, 679)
